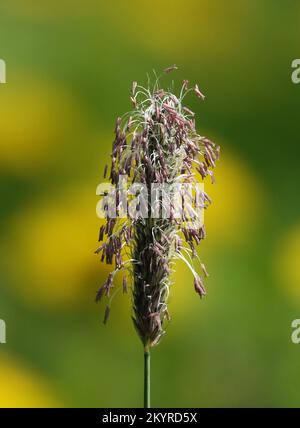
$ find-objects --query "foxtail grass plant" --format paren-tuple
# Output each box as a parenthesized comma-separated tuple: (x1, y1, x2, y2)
(96, 66, 220, 407)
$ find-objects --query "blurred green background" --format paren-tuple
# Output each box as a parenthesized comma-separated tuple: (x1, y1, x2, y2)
(0, 0, 300, 407)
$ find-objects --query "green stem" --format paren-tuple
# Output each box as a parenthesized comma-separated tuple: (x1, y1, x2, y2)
(144, 346, 150, 408)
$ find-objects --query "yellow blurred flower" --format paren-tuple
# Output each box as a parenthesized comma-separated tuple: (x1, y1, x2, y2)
(167, 148, 265, 317)
(203, 148, 265, 247)
(0, 73, 83, 174)
(5, 184, 109, 309)
(102, 0, 256, 58)
(0, 353, 61, 407)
